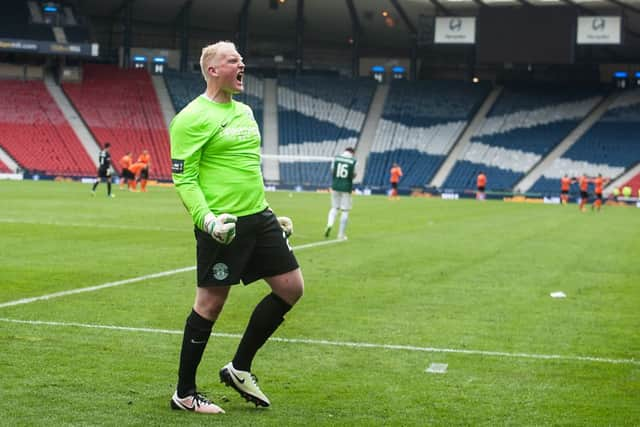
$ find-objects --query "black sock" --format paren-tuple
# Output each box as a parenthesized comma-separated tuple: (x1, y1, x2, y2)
(92, 181, 99, 191)
(177, 309, 214, 397)
(107, 182, 112, 195)
(232, 293, 292, 372)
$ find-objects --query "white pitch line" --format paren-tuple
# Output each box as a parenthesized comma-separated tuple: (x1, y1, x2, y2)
(0, 317, 637, 366)
(292, 238, 344, 250)
(0, 266, 196, 309)
(0, 239, 343, 309)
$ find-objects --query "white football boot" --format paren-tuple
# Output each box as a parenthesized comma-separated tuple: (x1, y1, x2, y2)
(219, 362, 271, 407)
(170, 390, 225, 414)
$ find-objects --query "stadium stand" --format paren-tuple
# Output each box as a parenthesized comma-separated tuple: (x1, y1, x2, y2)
(0, 80, 95, 177)
(443, 84, 607, 192)
(163, 70, 205, 113)
(277, 76, 376, 186)
(363, 80, 491, 189)
(63, 64, 171, 179)
(530, 89, 640, 195)
(163, 69, 264, 132)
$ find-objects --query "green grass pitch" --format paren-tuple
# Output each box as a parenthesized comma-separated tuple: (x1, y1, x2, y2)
(1, 180, 639, 426)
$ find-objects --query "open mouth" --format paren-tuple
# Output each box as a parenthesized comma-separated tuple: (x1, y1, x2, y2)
(236, 73, 244, 83)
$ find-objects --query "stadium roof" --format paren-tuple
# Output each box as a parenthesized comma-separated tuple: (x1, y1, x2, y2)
(79, 0, 640, 58)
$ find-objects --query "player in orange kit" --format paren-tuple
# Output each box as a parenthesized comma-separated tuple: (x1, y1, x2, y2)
(135, 150, 151, 192)
(577, 174, 590, 212)
(591, 174, 609, 212)
(389, 163, 403, 200)
(560, 174, 573, 205)
(476, 171, 487, 201)
(128, 161, 147, 191)
(119, 151, 134, 190)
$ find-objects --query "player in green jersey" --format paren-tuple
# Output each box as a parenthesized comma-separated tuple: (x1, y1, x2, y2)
(324, 147, 356, 240)
(169, 41, 304, 414)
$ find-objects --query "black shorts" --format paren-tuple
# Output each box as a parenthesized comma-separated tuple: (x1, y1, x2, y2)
(561, 190, 568, 195)
(580, 191, 589, 199)
(195, 208, 299, 287)
(140, 168, 149, 180)
(391, 182, 398, 190)
(477, 186, 485, 192)
(97, 166, 111, 178)
(121, 169, 134, 180)
(595, 192, 603, 200)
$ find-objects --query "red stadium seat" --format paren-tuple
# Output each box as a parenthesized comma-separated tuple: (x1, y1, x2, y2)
(63, 64, 171, 179)
(0, 80, 95, 176)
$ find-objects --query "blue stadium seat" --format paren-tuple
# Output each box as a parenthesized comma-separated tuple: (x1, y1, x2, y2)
(277, 76, 375, 187)
(363, 80, 491, 189)
(530, 89, 640, 195)
(443, 84, 608, 192)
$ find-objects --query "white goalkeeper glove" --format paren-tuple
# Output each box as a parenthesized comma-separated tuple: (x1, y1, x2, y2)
(203, 212, 237, 245)
(277, 216, 293, 238)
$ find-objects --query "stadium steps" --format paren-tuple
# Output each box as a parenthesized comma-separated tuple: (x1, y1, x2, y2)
(151, 75, 176, 129)
(514, 90, 620, 193)
(262, 78, 279, 182)
(430, 85, 503, 188)
(52, 27, 68, 43)
(353, 83, 389, 185)
(605, 162, 640, 196)
(27, 0, 43, 23)
(44, 73, 100, 168)
(0, 146, 19, 172)
(63, 6, 77, 25)
(0, 159, 10, 173)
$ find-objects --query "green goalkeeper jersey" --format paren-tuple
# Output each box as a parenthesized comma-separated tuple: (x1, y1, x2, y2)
(170, 95, 268, 229)
(331, 154, 356, 193)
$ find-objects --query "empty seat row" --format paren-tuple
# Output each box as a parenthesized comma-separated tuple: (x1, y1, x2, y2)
(277, 76, 375, 186)
(0, 80, 95, 176)
(530, 89, 640, 195)
(63, 64, 171, 179)
(363, 80, 490, 189)
(443, 85, 607, 192)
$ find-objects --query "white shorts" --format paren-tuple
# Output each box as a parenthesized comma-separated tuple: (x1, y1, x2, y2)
(331, 191, 352, 211)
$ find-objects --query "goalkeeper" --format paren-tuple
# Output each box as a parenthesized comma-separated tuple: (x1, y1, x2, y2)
(169, 41, 303, 415)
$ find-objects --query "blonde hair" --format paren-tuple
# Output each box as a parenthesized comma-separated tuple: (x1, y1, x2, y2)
(200, 41, 237, 82)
